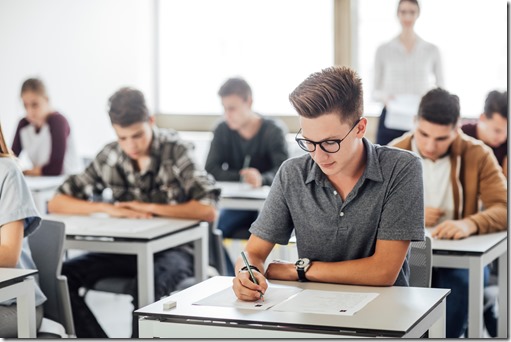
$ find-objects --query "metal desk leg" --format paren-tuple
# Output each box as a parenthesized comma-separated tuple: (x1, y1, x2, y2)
(194, 223, 208, 281)
(498, 250, 508, 338)
(17, 278, 36, 338)
(429, 298, 446, 338)
(137, 247, 154, 308)
(467, 256, 484, 337)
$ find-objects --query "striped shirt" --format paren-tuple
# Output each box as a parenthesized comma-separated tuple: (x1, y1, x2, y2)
(373, 35, 444, 103)
(57, 127, 220, 206)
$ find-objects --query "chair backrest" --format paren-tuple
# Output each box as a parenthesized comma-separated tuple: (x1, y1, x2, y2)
(208, 221, 227, 276)
(409, 235, 432, 288)
(28, 219, 75, 336)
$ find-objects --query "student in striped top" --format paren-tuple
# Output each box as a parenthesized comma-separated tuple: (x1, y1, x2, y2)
(11, 78, 82, 176)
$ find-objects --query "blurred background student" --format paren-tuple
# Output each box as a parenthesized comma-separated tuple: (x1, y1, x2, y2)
(461, 90, 507, 178)
(11, 78, 82, 176)
(205, 78, 289, 274)
(373, 0, 443, 145)
(0, 121, 46, 337)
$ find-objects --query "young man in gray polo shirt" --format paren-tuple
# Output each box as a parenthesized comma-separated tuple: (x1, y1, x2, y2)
(233, 66, 425, 301)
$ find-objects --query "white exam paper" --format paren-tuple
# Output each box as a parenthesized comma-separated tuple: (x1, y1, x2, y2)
(193, 286, 302, 311)
(384, 94, 421, 131)
(271, 289, 379, 316)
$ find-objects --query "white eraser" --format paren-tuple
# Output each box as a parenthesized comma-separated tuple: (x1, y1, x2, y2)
(163, 300, 177, 310)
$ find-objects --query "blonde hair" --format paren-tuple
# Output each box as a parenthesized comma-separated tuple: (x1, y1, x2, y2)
(0, 123, 12, 157)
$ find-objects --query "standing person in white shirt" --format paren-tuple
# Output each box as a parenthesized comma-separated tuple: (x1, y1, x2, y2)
(373, 0, 444, 145)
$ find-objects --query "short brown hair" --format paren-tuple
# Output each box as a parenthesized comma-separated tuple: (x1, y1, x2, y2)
(20, 78, 48, 98)
(218, 78, 252, 101)
(289, 66, 364, 125)
(484, 90, 507, 119)
(108, 87, 150, 127)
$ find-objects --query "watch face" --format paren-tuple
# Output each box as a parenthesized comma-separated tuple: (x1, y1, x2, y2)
(295, 258, 310, 268)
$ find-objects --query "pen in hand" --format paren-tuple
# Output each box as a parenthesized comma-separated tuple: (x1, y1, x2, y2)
(240, 251, 264, 301)
(240, 155, 251, 184)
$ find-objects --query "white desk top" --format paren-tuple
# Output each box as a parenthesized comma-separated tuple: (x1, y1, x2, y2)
(217, 181, 270, 200)
(0, 268, 37, 287)
(136, 276, 450, 337)
(24, 176, 66, 192)
(427, 229, 507, 254)
(45, 214, 201, 240)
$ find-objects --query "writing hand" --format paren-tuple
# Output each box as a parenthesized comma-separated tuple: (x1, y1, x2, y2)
(233, 269, 268, 301)
(23, 166, 43, 177)
(239, 168, 262, 188)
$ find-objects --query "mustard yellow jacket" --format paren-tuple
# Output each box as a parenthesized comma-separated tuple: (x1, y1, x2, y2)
(390, 131, 507, 234)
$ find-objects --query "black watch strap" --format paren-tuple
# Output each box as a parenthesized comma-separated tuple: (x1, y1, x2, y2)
(297, 268, 308, 282)
(239, 265, 260, 274)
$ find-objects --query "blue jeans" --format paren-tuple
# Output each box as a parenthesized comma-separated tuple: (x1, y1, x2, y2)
(432, 266, 493, 338)
(63, 248, 193, 338)
(217, 209, 259, 276)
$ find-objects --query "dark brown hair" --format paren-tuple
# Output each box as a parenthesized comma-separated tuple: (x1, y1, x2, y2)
(289, 66, 364, 125)
(20, 78, 48, 98)
(418, 88, 460, 126)
(108, 87, 150, 127)
(484, 90, 507, 119)
(218, 78, 252, 101)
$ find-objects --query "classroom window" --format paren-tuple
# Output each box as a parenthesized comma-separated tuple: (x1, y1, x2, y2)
(157, 0, 334, 116)
(356, 0, 507, 118)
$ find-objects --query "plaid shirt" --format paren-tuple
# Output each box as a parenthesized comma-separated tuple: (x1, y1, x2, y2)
(58, 127, 220, 206)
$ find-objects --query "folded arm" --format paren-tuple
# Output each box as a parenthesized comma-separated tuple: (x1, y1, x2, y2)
(266, 239, 410, 286)
(115, 200, 217, 222)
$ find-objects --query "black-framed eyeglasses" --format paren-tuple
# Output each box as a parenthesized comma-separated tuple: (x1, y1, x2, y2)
(295, 118, 361, 153)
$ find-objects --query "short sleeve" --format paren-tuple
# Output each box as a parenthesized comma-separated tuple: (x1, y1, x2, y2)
(249, 163, 294, 244)
(377, 156, 425, 241)
(0, 159, 41, 237)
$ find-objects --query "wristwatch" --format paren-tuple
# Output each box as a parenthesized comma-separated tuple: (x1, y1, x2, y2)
(295, 258, 311, 282)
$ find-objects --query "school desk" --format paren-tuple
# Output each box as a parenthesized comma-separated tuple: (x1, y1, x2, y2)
(0, 268, 37, 337)
(135, 276, 450, 338)
(428, 229, 507, 338)
(45, 214, 208, 308)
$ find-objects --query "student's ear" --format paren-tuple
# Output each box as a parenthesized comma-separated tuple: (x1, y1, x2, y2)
(479, 113, 487, 122)
(148, 115, 155, 126)
(246, 96, 253, 108)
(356, 117, 368, 137)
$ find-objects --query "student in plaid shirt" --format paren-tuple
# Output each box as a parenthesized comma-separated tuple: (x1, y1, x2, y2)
(48, 87, 220, 338)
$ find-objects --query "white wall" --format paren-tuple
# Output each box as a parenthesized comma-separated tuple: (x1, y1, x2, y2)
(0, 0, 154, 157)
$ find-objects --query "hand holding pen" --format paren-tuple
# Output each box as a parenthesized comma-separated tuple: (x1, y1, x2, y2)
(239, 155, 263, 188)
(234, 251, 267, 301)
